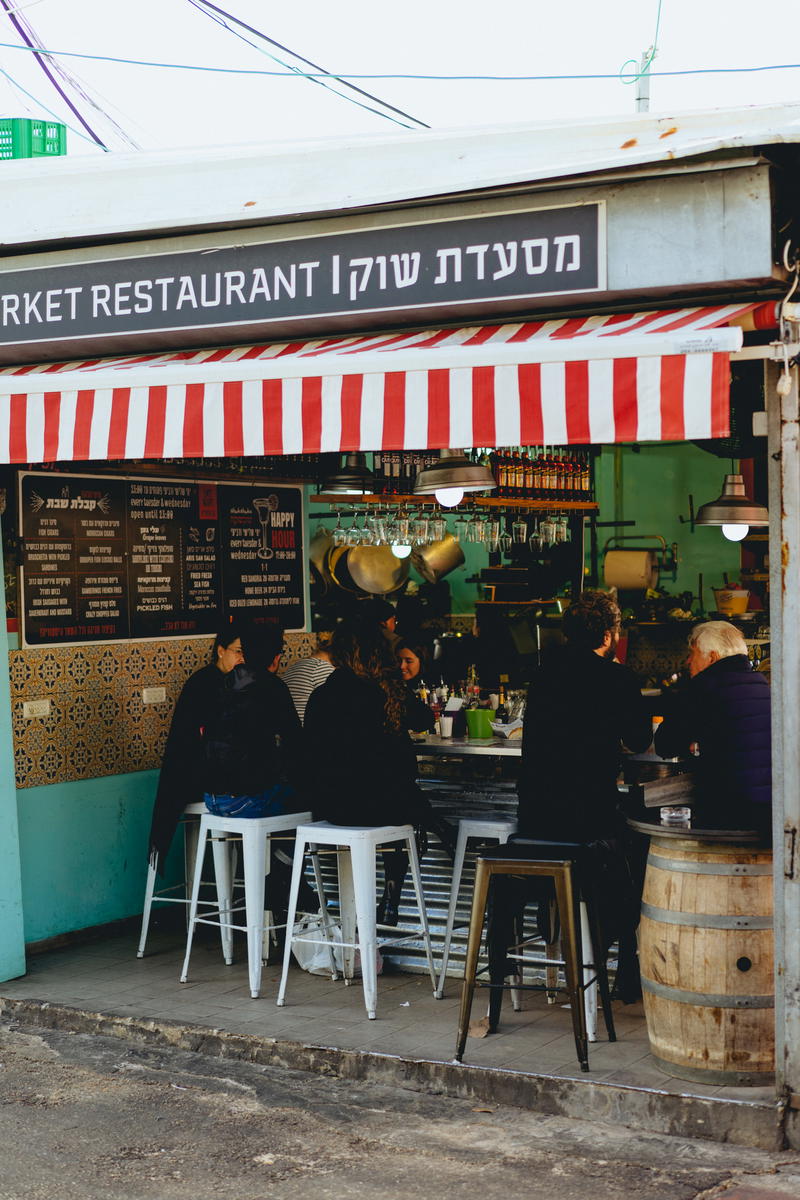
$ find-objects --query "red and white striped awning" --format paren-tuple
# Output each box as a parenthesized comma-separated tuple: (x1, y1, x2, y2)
(0, 303, 768, 464)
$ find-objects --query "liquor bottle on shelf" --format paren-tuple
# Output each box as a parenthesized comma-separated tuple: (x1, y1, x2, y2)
(522, 449, 534, 497)
(497, 448, 509, 497)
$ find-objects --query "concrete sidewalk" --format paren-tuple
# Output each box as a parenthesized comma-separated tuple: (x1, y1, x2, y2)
(0, 924, 783, 1151)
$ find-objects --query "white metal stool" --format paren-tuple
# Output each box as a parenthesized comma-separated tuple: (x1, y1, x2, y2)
(435, 814, 518, 998)
(277, 821, 438, 1019)
(180, 809, 314, 998)
(137, 801, 217, 958)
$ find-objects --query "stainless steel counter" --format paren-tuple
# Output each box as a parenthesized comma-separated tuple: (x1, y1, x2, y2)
(413, 734, 521, 757)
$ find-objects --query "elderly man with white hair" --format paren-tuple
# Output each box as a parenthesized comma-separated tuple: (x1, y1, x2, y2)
(655, 620, 772, 838)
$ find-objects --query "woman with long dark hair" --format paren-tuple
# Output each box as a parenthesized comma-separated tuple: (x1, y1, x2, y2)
(304, 618, 453, 924)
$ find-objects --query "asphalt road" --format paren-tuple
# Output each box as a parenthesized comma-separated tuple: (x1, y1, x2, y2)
(0, 1020, 798, 1200)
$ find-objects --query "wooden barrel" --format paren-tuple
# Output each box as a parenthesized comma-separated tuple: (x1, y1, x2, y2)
(638, 834, 774, 1086)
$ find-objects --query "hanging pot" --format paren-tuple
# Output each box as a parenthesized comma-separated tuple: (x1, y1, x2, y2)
(346, 545, 410, 595)
(410, 534, 465, 584)
(309, 526, 334, 588)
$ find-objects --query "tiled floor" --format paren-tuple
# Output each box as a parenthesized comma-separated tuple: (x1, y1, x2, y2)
(0, 923, 776, 1107)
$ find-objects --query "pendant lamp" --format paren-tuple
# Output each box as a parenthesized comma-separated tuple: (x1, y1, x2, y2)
(320, 452, 375, 495)
(695, 473, 768, 541)
(412, 449, 496, 507)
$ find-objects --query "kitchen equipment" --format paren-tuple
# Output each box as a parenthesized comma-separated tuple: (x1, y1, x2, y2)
(713, 587, 750, 615)
(309, 526, 334, 588)
(411, 533, 465, 583)
(602, 534, 678, 589)
(339, 545, 410, 595)
(604, 549, 659, 590)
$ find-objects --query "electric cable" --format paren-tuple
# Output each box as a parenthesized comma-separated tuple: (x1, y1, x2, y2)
(0, 37, 797, 85)
(4, 0, 139, 148)
(185, 0, 428, 129)
(0, 0, 108, 147)
(619, 0, 664, 84)
(0, 63, 101, 145)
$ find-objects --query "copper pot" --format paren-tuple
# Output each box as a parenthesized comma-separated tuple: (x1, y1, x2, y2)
(411, 534, 465, 584)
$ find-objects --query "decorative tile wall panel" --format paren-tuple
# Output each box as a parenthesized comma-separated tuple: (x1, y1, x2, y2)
(11, 630, 319, 789)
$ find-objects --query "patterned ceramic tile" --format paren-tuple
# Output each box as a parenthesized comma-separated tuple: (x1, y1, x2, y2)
(10, 620, 464, 788)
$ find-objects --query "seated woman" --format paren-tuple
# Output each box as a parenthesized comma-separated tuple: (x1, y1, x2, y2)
(304, 619, 454, 924)
(396, 639, 437, 733)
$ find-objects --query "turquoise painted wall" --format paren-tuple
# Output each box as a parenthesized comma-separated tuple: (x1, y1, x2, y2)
(0, 558, 25, 980)
(594, 444, 742, 607)
(17, 770, 159, 946)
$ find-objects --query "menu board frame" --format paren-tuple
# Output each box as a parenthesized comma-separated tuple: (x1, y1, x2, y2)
(18, 469, 307, 647)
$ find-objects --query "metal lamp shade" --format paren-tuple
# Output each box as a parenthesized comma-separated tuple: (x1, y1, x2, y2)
(695, 474, 769, 527)
(412, 449, 496, 496)
(320, 452, 375, 495)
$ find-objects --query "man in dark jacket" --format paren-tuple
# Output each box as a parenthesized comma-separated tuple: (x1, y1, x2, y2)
(492, 590, 652, 1004)
(656, 620, 771, 839)
(518, 590, 652, 841)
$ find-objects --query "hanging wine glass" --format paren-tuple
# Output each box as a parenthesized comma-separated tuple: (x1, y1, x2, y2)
(452, 510, 469, 543)
(411, 513, 430, 546)
(512, 515, 528, 544)
(332, 509, 347, 547)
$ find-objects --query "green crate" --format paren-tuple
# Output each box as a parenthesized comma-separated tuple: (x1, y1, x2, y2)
(0, 118, 67, 159)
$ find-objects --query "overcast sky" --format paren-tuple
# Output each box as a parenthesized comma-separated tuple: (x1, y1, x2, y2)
(0, 0, 798, 155)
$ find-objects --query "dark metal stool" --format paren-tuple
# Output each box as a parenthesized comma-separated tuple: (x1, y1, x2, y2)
(454, 840, 617, 1072)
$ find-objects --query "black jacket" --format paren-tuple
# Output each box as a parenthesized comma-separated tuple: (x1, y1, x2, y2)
(148, 663, 302, 866)
(655, 654, 771, 831)
(303, 668, 429, 827)
(405, 684, 437, 733)
(518, 644, 652, 842)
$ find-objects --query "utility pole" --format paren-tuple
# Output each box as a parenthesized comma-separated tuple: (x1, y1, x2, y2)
(635, 47, 654, 112)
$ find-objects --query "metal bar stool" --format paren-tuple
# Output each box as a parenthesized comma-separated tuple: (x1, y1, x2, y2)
(455, 840, 616, 1072)
(180, 809, 314, 998)
(277, 821, 438, 1020)
(435, 814, 517, 998)
(137, 802, 219, 958)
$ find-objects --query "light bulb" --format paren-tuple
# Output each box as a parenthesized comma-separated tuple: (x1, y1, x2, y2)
(391, 542, 412, 559)
(434, 486, 465, 508)
(721, 523, 749, 542)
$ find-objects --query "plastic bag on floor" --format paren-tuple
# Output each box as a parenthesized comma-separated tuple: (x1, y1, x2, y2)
(291, 914, 382, 977)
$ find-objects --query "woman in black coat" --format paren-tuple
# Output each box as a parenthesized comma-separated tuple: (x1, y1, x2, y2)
(304, 620, 453, 923)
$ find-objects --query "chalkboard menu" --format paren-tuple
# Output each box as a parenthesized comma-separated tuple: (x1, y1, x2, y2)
(19, 472, 305, 645)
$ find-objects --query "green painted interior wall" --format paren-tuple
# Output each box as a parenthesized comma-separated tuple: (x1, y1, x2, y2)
(16, 769, 161, 946)
(593, 444, 743, 608)
(306, 442, 743, 619)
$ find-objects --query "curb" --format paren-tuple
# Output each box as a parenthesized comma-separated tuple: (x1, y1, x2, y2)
(0, 994, 783, 1151)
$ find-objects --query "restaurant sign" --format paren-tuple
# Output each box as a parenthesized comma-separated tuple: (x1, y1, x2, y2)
(0, 203, 604, 351)
(18, 471, 305, 645)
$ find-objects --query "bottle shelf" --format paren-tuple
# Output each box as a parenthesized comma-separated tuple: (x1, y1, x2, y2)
(312, 493, 598, 510)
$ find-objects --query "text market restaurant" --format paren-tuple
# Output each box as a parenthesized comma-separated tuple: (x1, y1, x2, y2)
(0, 105, 799, 1133)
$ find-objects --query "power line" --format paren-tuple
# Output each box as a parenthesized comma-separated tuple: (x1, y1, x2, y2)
(0, 38, 797, 84)
(186, 0, 428, 130)
(0, 64, 99, 144)
(0, 0, 108, 147)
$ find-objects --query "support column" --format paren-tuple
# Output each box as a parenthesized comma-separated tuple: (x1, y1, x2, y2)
(0, 536, 25, 981)
(766, 359, 800, 1145)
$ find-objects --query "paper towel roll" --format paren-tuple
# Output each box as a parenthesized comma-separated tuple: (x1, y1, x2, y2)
(603, 549, 659, 590)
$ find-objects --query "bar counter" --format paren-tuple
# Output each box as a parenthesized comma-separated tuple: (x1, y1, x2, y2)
(413, 734, 521, 758)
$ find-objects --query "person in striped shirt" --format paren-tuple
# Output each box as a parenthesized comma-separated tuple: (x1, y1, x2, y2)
(283, 642, 335, 724)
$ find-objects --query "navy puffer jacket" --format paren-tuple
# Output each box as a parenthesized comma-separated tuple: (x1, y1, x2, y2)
(656, 654, 771, 828)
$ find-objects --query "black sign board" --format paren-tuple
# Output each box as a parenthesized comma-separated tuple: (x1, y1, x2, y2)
(18, 472, 305, 645)
(0, 204, 603, 352)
